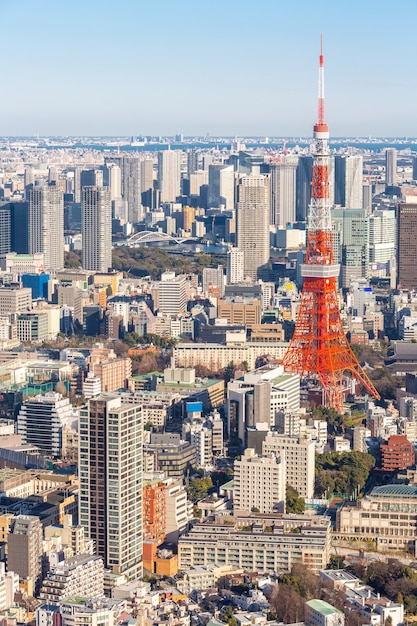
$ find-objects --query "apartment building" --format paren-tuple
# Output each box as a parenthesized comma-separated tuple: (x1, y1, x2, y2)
(178, 513, 331, 574)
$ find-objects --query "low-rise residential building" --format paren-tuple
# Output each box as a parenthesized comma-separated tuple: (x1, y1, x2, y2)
(178, 513, 331, 573)
(305, 599, 344, 626)
(174, 341, 288, 372)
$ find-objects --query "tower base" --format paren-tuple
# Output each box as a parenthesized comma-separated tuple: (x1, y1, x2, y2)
(282, 275, 380, 413)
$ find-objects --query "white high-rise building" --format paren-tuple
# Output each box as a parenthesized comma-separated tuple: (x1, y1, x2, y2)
(270, 160, 298, 226)
(234, 448, 286, 514)
(262, 432, 315, 499)
(108, 164, 122, 201)
(79, 394, 143, 580)
(158, 272, 188, 315)
(345, 156, 363, 209)
(140, 158, 154, 208)
(334, 156, 363, 209)
(158, 150, 181, 203)
(369, 209, 396, 263)
(226, 247, 244, 284)
(29, 186, 64, 271)
(208, 164, 235, 209)
(82, 186, 112, 272)
(237, 175, 270, 280)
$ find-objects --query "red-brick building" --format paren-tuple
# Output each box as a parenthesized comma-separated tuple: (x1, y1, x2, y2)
(381, 435, 415, 471)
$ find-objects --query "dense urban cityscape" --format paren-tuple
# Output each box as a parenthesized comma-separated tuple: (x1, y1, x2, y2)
(3, 13, 417, 626)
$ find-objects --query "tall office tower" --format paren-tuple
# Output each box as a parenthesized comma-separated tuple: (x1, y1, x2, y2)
(208, 164, 235, 209)
(48, 167, 58, 183)
(140, 159, 154, 208)
(121, 157, 142, 222)
(269, 160, 298, 226)
(82, 186, 112, 272)
(73, 167, 81, 202)
(296, 156, 313, 222)
(332, 208, 369, 289)
(413, 157, 417, 182)
(182, 205, 195, 232)
(8, 515, 43, 595)
(282, 44, 379, 412)
(24, 167, 34, 200)
(108, 164, 122, 201)
(29, 186, 64, 271)
(334, 155, 363, 208)
(187, 150, 199, 175)
(226, 247, 244, 284)
(0, 207, 11, 255)
(397, 203, 417, 289)
(189, 170, 209, 196)
(158, 150, 181, 203)
(8, 202, 30, 253)
(79, 395, 143, 580)
(236, 175, 270, 280)
(80, 169, 103, 190)
(369, 209, 396, 264)
(363, 183, 372, 215)
(386, 148, 397, 186)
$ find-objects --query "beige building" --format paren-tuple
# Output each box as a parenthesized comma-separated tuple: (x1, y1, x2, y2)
(0, 287, 31, 316)
(87, 348, 132, 392)
(178, 513, 331, 573)
(336, 484, 417, 553)
(249, 323, 285, 342)
(236, 175, 270, 280)
(262, 432, 315, 499)
(8, 515, 43, 595)
(234, 449, 286, 514)
(217, 299, 261, 329)
(174, 341, 288, 372)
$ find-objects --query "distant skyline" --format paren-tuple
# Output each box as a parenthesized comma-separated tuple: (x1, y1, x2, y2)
(1, 0, 416, 137)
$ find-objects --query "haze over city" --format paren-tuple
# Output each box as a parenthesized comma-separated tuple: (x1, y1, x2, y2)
(1, 0, 417, 137)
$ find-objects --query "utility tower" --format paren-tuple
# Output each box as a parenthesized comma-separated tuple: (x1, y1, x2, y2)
(281, 40, 380, 412)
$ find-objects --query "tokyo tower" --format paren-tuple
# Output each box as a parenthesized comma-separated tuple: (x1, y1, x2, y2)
(281, 40, 380, 412)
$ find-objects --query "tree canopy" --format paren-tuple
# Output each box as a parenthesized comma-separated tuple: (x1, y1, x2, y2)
(286, 485, 306, 514)
(314, 450, 375, 497)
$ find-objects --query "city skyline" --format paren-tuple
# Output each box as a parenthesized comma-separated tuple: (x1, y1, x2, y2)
(1, 0, 416, 137)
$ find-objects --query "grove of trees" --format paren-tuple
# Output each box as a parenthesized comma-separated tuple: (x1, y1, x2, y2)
(314, 450, 375, 497)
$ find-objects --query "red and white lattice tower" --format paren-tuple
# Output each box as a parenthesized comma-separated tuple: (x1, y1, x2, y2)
(281, 39, 380, 412)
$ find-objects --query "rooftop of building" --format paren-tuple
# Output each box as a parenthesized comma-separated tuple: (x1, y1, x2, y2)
(130, 371, 222, 389)
(372, 484, 417, 497)
(305, 599, 342, 616)
(320, 569, 360, 583)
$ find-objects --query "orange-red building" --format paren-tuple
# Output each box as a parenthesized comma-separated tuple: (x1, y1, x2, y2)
(381, 435, 415, 471)
(143, 479, 167, 571)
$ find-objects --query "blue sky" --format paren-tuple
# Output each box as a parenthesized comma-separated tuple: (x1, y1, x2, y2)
(1, 0, 416, 136)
